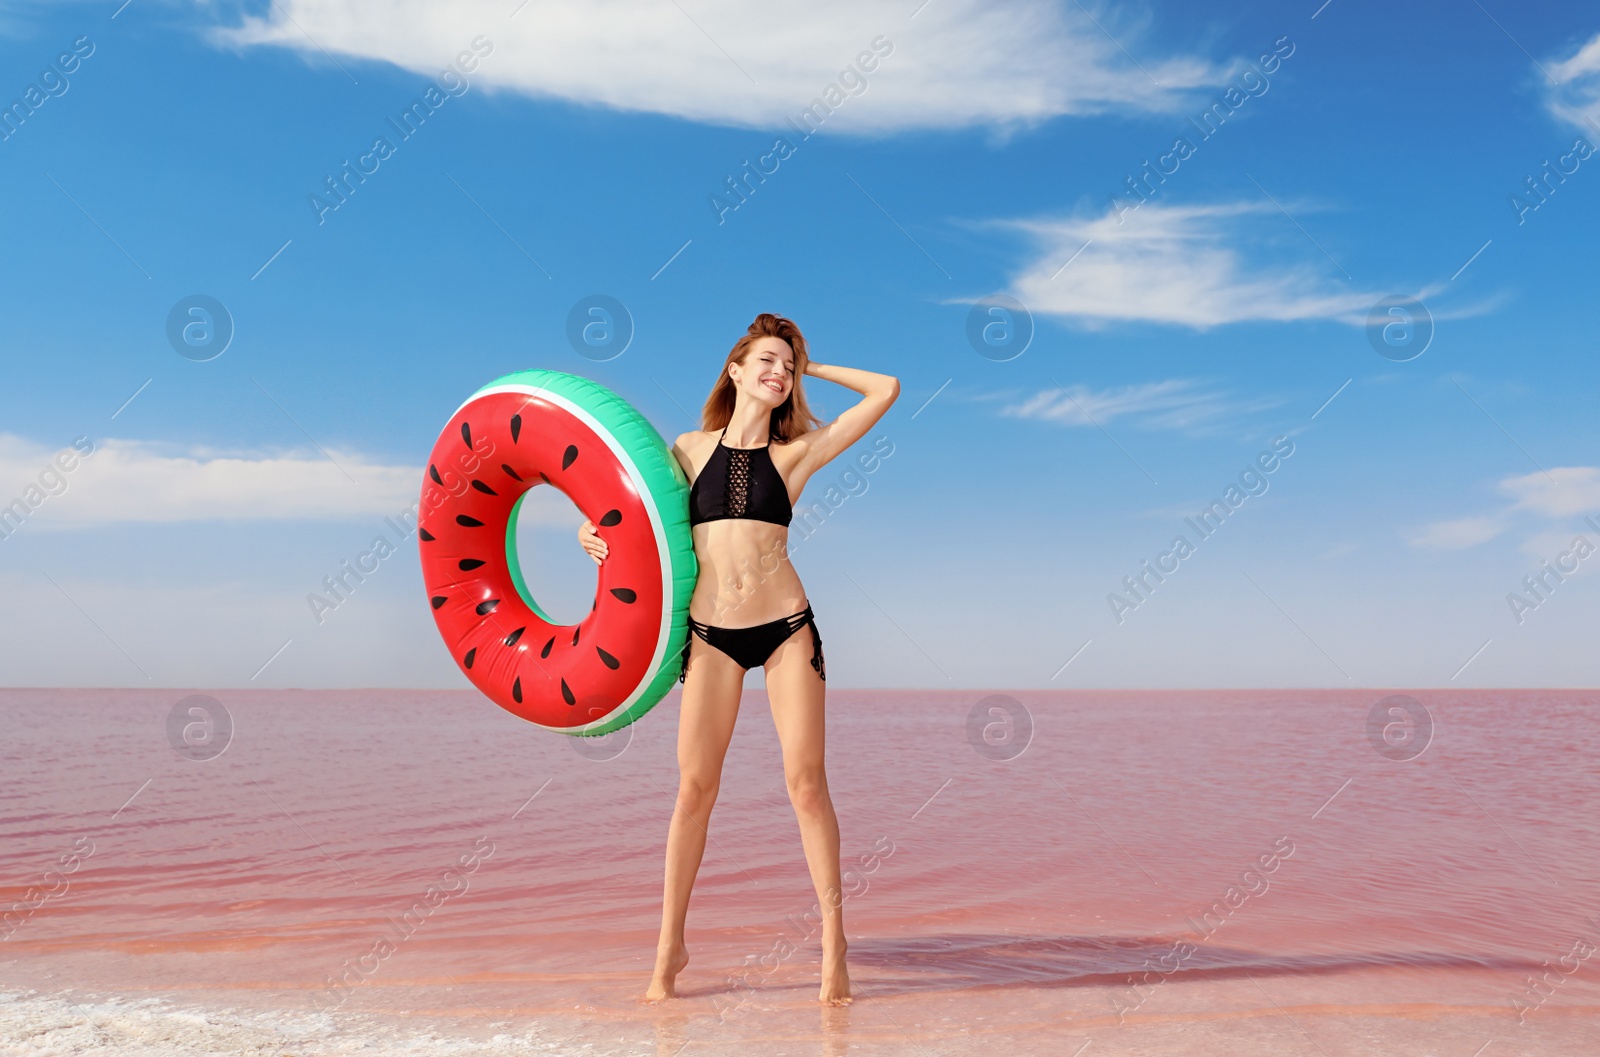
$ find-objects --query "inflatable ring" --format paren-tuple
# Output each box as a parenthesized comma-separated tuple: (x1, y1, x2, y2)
(418, 370, 697, 735)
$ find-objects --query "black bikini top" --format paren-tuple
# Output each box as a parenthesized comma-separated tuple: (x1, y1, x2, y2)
(689, 427, 793, 528)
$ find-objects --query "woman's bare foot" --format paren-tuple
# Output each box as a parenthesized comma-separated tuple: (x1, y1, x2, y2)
(819, 944, 852, 1005)
(644, 942, 689, 1002)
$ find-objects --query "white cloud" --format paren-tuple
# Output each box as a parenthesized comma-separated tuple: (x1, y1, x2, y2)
(1544, 31, 1600, 136)
(0, 434, 580, 529)
(208, 0, 1238, 135)
(1000, 378, 1283, 433)
(1405, 466, 1600, 552)
(987, 200, 1390, 328)
(1404, 514, 1508, 550)
(1515, 527, 1600, 566)
(1500, 466, 1600, 518)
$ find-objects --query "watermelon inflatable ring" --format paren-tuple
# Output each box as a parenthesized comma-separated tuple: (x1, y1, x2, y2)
(418, 370, 697, 735)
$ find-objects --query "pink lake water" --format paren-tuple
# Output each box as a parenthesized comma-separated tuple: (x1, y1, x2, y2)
(2, 687, 1597, 1055)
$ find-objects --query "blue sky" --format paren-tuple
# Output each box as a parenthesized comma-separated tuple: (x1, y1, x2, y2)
(2, 0, 1598, 689)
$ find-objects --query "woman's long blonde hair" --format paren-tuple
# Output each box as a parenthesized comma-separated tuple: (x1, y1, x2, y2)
(700, 313, 823, 442)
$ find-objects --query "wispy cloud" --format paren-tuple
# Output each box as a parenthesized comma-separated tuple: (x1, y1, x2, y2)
(985, 200, 1389, 328)
(1500, 465, 1600, 517)
(0, 434, 577, 528)
(1544, 30, 1600, 135)
(211, 0, 1239, 135)
(1406, 466, 1600, 550)
(1000, 377, 1284, 434)
(1404, 514, 1510, 551)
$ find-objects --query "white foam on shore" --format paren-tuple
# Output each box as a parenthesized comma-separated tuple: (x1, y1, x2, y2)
(0, 990, 574, 1056)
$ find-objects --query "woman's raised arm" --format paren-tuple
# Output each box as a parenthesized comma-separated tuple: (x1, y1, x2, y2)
(794, 360, 899, 477)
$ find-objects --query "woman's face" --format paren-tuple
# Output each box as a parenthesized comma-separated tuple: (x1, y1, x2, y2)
(730, 336, 795, 408)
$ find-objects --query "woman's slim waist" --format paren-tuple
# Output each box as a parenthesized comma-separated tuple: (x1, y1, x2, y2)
(689, 580, 810, 629)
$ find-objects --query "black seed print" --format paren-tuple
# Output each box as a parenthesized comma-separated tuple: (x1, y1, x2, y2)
(541, 636, 555, 659)
(560, 678, 575, 706)
(456, 514, 485, 527)
(599, 509, 621, 527)
(504, 627, 525, 647)
(610, 588, 637, 603)
(458, 558, 486, 571)
(429, 464, 443, 486)
(596, 647, 619, 670)
(539, 473, 552, 485)
(510, 414, 522, 443)
(571, 626, 581, 646)
(419, 528, 435, 541)
(476, 599, 500, 616)
(464, 647, 476, 668)
(471, 479, 497, 496)
(430, 596, 447, 609)
(502, 463, 523, 481)
(562, 444, 578, 470)
(461, 422, 473, 449)
(513, 677, 523, 704)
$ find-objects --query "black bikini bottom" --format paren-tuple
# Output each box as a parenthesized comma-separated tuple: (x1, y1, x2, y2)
(679, 603, 825, 681)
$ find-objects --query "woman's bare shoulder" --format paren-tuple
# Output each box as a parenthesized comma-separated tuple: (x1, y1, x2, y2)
(674, 429, 713, 450)
(672, 430, 712, 476)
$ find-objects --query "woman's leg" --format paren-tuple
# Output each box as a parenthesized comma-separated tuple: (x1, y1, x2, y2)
(644, 633, 746, 1001)
(764, 619, 850, 1005)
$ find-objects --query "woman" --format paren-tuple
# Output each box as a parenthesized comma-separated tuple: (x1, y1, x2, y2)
(578, 313, 898, 1006)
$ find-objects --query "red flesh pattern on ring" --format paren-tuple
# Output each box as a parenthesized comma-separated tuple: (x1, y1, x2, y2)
(419, 391, 664, 729)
